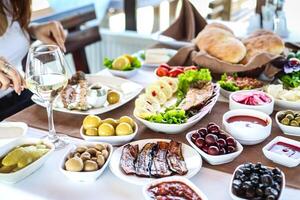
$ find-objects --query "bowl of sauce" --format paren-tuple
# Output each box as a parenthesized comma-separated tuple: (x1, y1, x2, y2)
(223, 109, 272, 145)
(0, 122, 28, 146)
(263, 136, 300, 167)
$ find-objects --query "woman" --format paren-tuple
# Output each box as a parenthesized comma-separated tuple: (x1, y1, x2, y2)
(0, 0, 66, 120)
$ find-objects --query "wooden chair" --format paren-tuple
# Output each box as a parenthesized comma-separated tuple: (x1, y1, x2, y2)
(33, 4, 101, 73)
(207, 0, 231, 20)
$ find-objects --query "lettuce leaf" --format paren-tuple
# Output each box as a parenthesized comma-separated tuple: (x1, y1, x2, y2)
(103, 57, 113, 69)
(280, 71, 300, 88)
(146, 109, 187, 124)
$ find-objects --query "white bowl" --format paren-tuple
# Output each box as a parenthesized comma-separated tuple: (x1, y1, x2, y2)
(87, 83, 108, 108)
(0, 122, 28, 146)
(186, 130, 243, 165)
(275, 99, 300, 110)
(0, 138, 54, 184)
(108, 68, 138, 78)
(220, 87, 263, 99)
(275, 110, 300, 137)
(143, 176, 208, 200)
(222, 109, 272, 145)
(263, 136, 300, 167)
(229, 91, 274, 115)
(80, 121, 138, 146)
(60, 141, 113, 182)
(229, 164, 285, 200)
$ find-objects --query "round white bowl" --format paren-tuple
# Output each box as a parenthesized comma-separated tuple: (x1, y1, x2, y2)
(60, 141, 113, 182)
(80, 121, 138, 146)
(0, 138, 54, 184)
(229, 91, 274, 115)
(274, 99, 300, 110)
(263, 136, 300, 168)
(108, 68, 138, 78)
(186, 130, 243, 165)
(275, 110, 300, 137)
(229, 164, 285, 200)
(0, 122, 28, 146)
(222, 109, 272, 145)
(143, 176, 208, 200)
(87, 83, 108, 108)
(220, 87, 263, 99)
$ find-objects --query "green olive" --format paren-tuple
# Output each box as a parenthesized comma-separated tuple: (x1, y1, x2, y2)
(295, 116, 300, 124)
(281, 117, 290, 125)
(285, 110, 295, 116)
(107, 91, 120, 105)
(285, 113, 295, 120)
(290, 120, 299, 127)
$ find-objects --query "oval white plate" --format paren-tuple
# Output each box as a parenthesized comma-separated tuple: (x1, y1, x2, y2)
(109, 139, 202, 185)
(108, 68, 138, 78)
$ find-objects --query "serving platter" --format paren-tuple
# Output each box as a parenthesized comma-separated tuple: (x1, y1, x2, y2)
(109, 139, 202, 185)
(31, 74, 143, 115)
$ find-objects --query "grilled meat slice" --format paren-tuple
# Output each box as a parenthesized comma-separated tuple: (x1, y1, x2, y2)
(179, 81, 214, 111)
(167, 141, 188, 175)
(135, 143, 157, 177)
(150, 142, 172, 177)
(120, 144, 139, 175)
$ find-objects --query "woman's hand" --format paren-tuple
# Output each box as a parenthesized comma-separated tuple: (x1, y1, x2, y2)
(0, 58, 24, 95)
(28, 21, 67, 52)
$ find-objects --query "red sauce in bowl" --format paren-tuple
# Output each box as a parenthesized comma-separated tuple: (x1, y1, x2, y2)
(227, 115, 268, 127)
(269, 142, 300, 159)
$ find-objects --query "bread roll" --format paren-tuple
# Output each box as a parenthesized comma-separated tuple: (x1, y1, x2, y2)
(195, 26, 246, 63)
(241, 30, 284, 64)
(205, 23, 234, 34)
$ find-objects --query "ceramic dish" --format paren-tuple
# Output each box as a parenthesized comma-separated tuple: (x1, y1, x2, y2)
(222, 109, 272, 145)
(32, 74, 143, 115)
(229, 164, 285, 200)
(220, 87, 263, 99)
(134, 49, 177, 68)
(109, 139, 202, 185)
(80, 121, 138, 146)
(60, 141, 113, 182)
(229, 91, 274, 115)
(186, 131, 243, 165)
(0, 122, 28, 146)
(134, 84, 220, 134)
(143, 176, 208, 200)
(0, 138, 54, 184)
(108, 68, 138, 78)
(263, 136, 300, 168)
(274, 99, 300, 110)
(275, 110, 300, 137)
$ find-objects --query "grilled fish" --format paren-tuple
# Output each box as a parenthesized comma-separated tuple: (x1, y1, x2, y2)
(167, 140, 188, 175)
(150, 141, 172, 177)
(135, 143, 157, 177)
(120, 144, 139, 175)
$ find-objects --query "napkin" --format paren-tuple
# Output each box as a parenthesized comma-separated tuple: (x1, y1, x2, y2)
(161, 0, 207, 41)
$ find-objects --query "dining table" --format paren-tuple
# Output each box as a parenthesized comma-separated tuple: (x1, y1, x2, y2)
(1, 66, 300, 200)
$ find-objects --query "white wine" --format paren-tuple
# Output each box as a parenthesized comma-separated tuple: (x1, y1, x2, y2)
(26, 73, 68, 102)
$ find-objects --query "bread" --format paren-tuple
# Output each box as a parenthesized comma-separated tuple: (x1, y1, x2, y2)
(241, 30, 284, 64)
(205, 23, 234, 34)
(195, 26, 246, 63)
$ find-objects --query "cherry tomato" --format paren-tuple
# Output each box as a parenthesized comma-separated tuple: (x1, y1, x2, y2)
(169, 68, 183, 77)
(156, 67, 169, 77)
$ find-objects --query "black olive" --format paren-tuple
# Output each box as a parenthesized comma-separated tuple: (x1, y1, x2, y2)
(272, 167, 281, 175)
(255, 162, 262, 169)
(266, 195, 276, 200)
(256, 187, 264, 197)
(251, 176, 259, 186)
(235, 169, 243, 179)
(240, 174, 248, 182)
(273, 174, 283, 184)
(272, 182, 281, 191)
(244, 168, 251, 176)
(245, 187, 256, 198)
(265, 187, 279, 197)
(233, 179, 242, 187)
(261, 174, 273, 186)
(244, 162, 252, 169)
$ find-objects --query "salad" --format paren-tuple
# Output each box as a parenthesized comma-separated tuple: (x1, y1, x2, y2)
(104, 54, 141, 71)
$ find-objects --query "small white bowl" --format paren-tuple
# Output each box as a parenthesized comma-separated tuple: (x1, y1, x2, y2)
(108, 68, 138, 78)
(220, 87, 263, 99)
(275, 110, 300, 137)
(229, 91, 274, 115)
(263, 136, 300, 167)
(229, 164, 285, 200)
(186, 131, 243, 165)
(143, 176, 208, 200)
(60, 141, 113, 182)
(87, 83, 108, 108)
(222, 109, 272, 145)
(0, 122, 28, 146)
(0, 138, 54, 184)
(80, 121, 138, 146)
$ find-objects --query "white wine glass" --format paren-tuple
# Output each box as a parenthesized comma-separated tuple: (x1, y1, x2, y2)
(25, 44, 70, 149)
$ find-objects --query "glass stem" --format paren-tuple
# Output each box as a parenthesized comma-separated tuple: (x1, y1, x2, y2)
(46, 101, 58, 142)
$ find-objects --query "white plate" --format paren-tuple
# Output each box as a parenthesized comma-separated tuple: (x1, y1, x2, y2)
(143, 176, 208, 200)
(275, 110, 300, 137)
(152, 34, 192, 49)
(134, 84, 220, 134)
(186, 131, 243, 165)
(0, 138, 54, 184)
(32, 74, 143, 115)
(80, 121, 138, 146)
(60, 141, 113, 182)
(0, 122, 28, 146)
(108, 68, 138, 78)
(109, 139, 202, 185)
(134, 49, 177, 68)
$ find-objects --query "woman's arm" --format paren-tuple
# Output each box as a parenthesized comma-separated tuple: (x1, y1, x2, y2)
(28, 21, 67, 52)
(0, 57, 24, 94)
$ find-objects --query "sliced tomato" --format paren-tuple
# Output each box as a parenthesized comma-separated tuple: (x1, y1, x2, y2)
(168, 68, 184, 77)
(156, 67, 169, 77)
(158, 63, 171, 70)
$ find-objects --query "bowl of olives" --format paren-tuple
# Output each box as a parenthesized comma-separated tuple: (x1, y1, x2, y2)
(80, 115, 138, 146)
(186, 122, 243, 165)
(60, 142, 112, 182)
(230, 162, 285, 200)
(276, 110, 300, 137)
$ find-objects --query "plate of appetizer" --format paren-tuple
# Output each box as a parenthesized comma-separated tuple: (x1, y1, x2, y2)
(103, 54, 141, 78)
(264, 84, 300, 110)
(154, 64, 198, 78)
(134, 48, 177, 68)
(217, 73, 264, 98)
(275, 110, 300, 137)
(32, 72, 143, 115)
(143, 176, 208, 200)
(80, 115, 138, 146)
(134, 69, 220, 134)
(109, 139, 202, 185)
